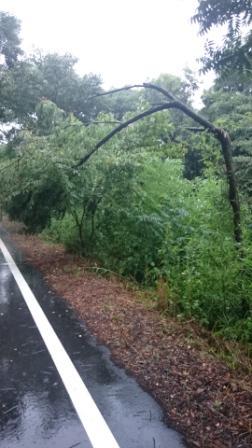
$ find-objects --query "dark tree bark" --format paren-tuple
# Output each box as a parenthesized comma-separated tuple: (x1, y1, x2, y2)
(216, 129, 242, 243)
(76, 84, 242, 244)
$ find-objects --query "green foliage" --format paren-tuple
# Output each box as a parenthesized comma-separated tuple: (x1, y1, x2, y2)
(104, 89, 141, 120)
(32, 52, 105, 123)
(0, 10, 251, 347)
(6, 175, 65, 232)
(1, 94, 251, 345)
(193, 0, 252, 33)
(0, 12, 22, 68)
(183, 148, 204, 179)
(1, 101, 68, 231)
(99, 160, 251, 341)
(0, 12, 24, 127)
(202, 86, 252, 202)
(42, 214, 80, 252)
(145, 72, 198, 106)
(0, 61, 44, 124)
(0, 43, 106, 132)
(193, 0, 252, 74)
(43, 156, 252, 342)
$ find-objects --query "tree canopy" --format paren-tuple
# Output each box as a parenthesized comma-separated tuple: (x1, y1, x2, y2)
(193, 0, 252, 73)
(0, 12, 22, 67)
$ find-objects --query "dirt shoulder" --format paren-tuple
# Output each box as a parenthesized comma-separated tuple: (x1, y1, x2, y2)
(4, 223, 252, 448)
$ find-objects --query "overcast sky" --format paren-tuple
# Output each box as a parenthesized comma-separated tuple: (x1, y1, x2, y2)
(1, 0, 218, 104)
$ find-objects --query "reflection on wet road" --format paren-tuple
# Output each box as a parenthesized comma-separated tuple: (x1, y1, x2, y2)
(0, 232, 186, 448)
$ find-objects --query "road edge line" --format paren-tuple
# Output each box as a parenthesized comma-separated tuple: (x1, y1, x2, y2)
(0, 238, 120, 448)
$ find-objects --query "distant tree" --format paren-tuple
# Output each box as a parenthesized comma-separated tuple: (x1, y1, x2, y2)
(104, 89, 141, 120)
(0, 61, 44, 125)
(0, 12, 22, 67)
(0, 12, 41, 128)
(32, 53, 105, 123)
(0, 14, 106, 131)
(192, 0, 252, 74)
(144, 71, 198, 107)
(0, 12, 24, 137)
(0, 49, 106, 132)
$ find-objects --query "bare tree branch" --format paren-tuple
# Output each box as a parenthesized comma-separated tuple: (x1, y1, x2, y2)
(75, 100, 218, 168)
(89, 83, 218, 133)
(88, 84, 144, 100)
(88, 82, 176, 102)
(182, 127, 207, 132)
(55, 121, 121, 131)
(89, 120, 122, 125)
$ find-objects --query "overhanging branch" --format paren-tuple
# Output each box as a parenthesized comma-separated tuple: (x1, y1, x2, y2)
(74, 102, 177, 167)
(89, 82, 217, 133)
(88, 82, 176, 102)
(76, 82, 241, 243)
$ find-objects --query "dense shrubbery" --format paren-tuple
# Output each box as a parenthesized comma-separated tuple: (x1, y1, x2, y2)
(1, 97, 252, 346)
(42, 152, 252, 343)
(31, 115, 252, 341)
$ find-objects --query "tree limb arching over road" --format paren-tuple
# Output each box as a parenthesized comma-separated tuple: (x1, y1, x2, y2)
(75, 83, 242, 245)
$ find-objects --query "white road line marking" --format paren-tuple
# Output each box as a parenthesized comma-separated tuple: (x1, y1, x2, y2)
(0, 238, 120, 448)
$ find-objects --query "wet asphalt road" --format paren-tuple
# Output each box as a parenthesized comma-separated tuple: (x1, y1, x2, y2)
(0, 230, 186, 448)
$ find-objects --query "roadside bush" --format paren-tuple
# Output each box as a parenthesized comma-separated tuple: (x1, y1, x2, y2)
(42, 214, 80, 252)
(44, 158, 252, 341)
(6, 175, 65, 233)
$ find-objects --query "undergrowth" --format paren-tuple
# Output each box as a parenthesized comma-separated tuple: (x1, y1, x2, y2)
(42, 159, 252, 346)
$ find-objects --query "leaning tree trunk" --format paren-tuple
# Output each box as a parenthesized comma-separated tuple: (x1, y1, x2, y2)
(217, 128, 242, 243)
(74, 83, 242, 245)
